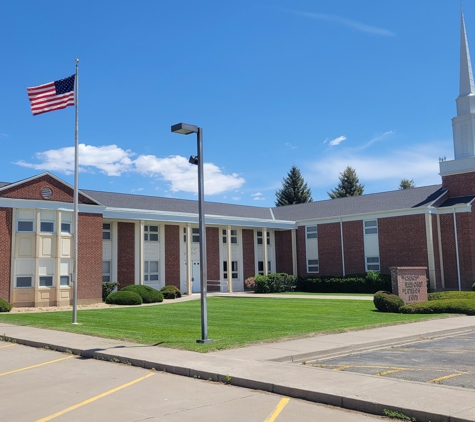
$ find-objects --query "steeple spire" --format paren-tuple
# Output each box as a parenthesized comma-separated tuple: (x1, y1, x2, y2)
(459, 11, 475, 98)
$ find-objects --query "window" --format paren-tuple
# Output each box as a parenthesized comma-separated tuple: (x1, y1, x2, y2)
(102, 260, 111, 282)
(366, 257, 380, 271)
(222, 229, 237, 244)
(103, 223, 111, 240)
(39, 276, 53, 287)
(223, 261, 238, 279)
(183, 227, 200, 243)
(144, 260, 159, 282)
(16, 276, 32, 288)
(40, 221, 54, 233)
(306, 226, 317, 239)
(144, 225, 159, 242)
(61, 223, 71, 233)
(257, 261, 271, 275)
(17, 221, 34, 232)
(60, 275, 70, 286)
(257, 231, 270, 245)
(364, 220, 378, 235)
(307, 259, 319, 273)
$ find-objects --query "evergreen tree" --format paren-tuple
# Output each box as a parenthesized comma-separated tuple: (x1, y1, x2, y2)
(398, 178, 415, 189)
(328, 166, 364, 199)
(275, 165, 313, 206)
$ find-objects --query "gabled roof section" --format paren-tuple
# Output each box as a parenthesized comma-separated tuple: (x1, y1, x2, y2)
(0, 172, 100, 205)
(271, 185, 446, 222)
(82, 189, 275, 220)
(437, 195, 475, 208)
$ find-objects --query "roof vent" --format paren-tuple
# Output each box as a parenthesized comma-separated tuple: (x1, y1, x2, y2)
(41, 187, 53, 199)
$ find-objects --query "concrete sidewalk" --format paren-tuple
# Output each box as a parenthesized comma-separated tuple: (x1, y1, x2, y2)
(1, 303, 475, 421)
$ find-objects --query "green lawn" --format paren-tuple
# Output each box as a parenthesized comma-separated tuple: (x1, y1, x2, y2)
(0, 297, 443, 352)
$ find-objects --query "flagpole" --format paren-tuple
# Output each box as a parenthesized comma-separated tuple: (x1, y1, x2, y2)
(72, 59, 79, 324)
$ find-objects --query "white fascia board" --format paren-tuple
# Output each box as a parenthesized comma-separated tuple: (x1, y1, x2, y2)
(0, 197, 104, 214)
(296, 204, 471, 227)
(436, 203, 472, 215)
(103, 207, 296, 229)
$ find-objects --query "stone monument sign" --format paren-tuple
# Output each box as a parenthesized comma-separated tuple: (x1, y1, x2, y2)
(390, 267, 428, 304)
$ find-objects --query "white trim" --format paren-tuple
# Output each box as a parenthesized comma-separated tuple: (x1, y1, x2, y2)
(0, 197, 104, 214)
(425, 213, 437, 290)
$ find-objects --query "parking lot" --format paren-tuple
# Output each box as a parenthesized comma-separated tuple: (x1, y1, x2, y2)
(309, 331, 475, 389)
(0, 343, 390, 422)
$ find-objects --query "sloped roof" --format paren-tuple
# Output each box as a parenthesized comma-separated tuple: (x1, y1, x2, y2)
(437, 195, 475, 207)
(271, 185, 446, 221)
(82, 189, 275, 220)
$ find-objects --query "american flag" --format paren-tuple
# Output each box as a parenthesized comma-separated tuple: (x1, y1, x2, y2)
(27, 75, 75, 116)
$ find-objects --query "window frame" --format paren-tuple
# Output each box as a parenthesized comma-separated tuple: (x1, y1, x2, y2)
(223, 260, 238, 279)
(39, 275, 54, 288)
(144, 260, 159, 282)
(366, 256, 380, 271)
(144, 225, 159, 242)
(16, 276, 33, 288)
(17, 220, 34, 233)
(103, 223, 111, 240)
(102, 260, 111, 282)
(222, 229, 238, 244)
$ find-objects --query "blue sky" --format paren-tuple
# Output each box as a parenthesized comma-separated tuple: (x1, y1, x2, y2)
(0, 1, 468, 207)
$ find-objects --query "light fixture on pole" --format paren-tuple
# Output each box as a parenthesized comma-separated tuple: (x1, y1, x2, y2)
(171, 122, 212, 344)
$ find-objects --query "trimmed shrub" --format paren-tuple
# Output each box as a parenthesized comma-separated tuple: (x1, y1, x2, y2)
(400, 299, 475, 315)
(297, 272, 391, 294)
(253, 273, 297, 293)
(244, 277, 255, 290)
(121, 285, 164, 303)
(102, 282, 119, 302)
(105, 291, 142, 305)
(373, 291, 404, 313)
(160, 285, 182, 299)
(429, 291, 475, 301)
(0, 298, 12, 313)
(472, 282, 475, 292)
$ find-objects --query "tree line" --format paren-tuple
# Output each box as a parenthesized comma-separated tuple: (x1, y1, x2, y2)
(275, 166, 414, 206)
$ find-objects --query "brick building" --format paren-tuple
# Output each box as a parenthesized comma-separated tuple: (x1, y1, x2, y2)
(1, 14, 475, 307)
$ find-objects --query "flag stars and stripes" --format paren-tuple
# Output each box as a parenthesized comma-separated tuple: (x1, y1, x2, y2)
(27, 74, 75, 116)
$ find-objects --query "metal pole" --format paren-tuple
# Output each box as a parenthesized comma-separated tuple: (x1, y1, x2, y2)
(72, 59, 79, 324)
(197, 128, 212, 343)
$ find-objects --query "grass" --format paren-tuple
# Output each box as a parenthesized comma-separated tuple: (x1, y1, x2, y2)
(0, 297, 443, 352)
(273, 291, 373, 297)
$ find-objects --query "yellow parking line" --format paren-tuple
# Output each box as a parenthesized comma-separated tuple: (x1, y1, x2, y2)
(377, 368, 407, 376)
(333, 365, 352, 371)
(36, 372, 155, 422)
(0, 343, 17, 349)
(0, 355, 74, 377)
(264, 397, 290, 422)
(429, 373, 466, 383)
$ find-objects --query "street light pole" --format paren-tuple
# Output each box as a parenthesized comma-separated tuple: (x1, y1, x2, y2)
(171, 123, 212, 344)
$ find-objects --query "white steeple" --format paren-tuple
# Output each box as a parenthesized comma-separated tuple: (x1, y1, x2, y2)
(453, 11, 475, 159)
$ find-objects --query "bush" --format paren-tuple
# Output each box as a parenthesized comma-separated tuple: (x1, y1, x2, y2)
(297, 272, 391, 294)
(400, 299, 475, 315)
(102, 282, 119, 302)
(244, 277, 255, 290)
(0, 298, 12, 312)
(429, 291, 475, 301)
(373, 291, 405, 313)
(472, 282, 475, 292)
(121, 285, 164, 303)
(105, 291, 143, 305)
(160, 285, 182, 299)
(253, 273, 297, 293)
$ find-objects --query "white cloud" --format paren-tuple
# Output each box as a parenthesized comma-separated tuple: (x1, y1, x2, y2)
(359, 130, 394, 149)
(15, 144, 245, 195)
(285, 142, 298, 149)
(232, 196, 241, 201)
(252, 192, 266, 201)
(283, 10, 395, 36)
(329, 135, 346, 146)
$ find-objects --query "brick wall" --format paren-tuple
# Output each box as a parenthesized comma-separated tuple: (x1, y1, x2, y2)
(117, 222, 135, 288)
(318, 223, 343, 276)
(275, 230, 293, 274)
(452, 211, 475, 290)
(342, 221, 365, 275)
(242, 229, 255, 281)
(206, 227, 220, 290)
(0, 208, 12, 302)
(78, 213, 102, 302)
(0, 174, 95, 204)
(442, 171, 475, 198)
(296, 226, 307, 276)
(379, 215, 428, 274)
(431, 214, 443, 291)
(165, 225, 180, 289)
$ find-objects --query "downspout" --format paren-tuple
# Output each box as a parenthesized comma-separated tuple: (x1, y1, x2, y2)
(340, 218, 346, 277)
(453, 208, 462, 291)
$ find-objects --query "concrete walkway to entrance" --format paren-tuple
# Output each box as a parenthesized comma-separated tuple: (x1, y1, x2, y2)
(1, 294, 475, 421)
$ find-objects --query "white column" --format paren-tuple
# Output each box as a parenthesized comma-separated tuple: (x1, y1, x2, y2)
(227, 225, 233, 292)
(134, 221, 144, 285)
(263, 227, 268, 276)
(186, 223, 192, 295)
(425, 213, 437, 290)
